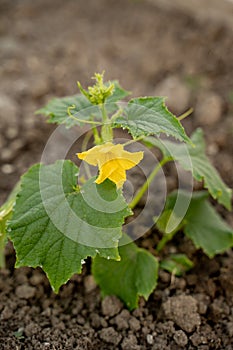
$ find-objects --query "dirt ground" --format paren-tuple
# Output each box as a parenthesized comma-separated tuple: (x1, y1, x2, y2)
(0, 0, 233, 349)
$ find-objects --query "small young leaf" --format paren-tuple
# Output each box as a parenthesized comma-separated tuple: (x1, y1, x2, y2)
(36, 81, 130, 127)
(156, 190, 233, 258)
(160, 254, 194, 276)
(146, 128, 232, 210)
(8, 161, 131, 292)
(92, 235, 159, 310)
(114, 97, 191, 143)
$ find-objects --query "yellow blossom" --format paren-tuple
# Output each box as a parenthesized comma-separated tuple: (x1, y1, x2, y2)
(77, 142, 143, 188)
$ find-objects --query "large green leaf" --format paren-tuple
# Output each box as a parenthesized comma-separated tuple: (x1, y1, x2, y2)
(156, 190, 233, 258)
(36, 81, 130, 127)
(114, 97, 191, 143)
(92, 235, 159, 310)
(145, 128, 232, 210)
(7, 161, 131, 292)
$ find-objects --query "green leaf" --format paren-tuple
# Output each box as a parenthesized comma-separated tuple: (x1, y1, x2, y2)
(160, 254, 194, 276)
(36, 81, 130, 127)
(8, 161, 131, 292)
(107, 80, 131, 103)
(36, 94, 96, 127)
(114, 97, 191, 143)
(156, 190, 233, 258)
(92, 235, 159, 310)
(146, 128, 232, 210)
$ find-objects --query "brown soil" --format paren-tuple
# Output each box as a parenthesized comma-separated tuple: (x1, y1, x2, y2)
(0, 0, 233, 349)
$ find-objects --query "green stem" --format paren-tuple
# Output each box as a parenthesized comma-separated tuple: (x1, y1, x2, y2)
(100, 104, 113, 142)
(81, 130, 92, 151)
(0, 233, 5, 269)
(67, 105, 102, 125)
(156, 221, 183, 252)
(92, 126, 102, 145)
(89, 114, 102, 145)
(129, 157, 170, 210)
(177, 108, 193, 121)
(156, 231, 177, 253)
(100, 103, 108, 123)
(69, 114, 102, 125)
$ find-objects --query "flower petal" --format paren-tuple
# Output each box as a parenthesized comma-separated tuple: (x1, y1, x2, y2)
(77, 150, 98, 166)
(115, 151, 143, 170)
(95, 159, 118, 185)
(108, 166, 126, 188)
(78, 142, 144, 188)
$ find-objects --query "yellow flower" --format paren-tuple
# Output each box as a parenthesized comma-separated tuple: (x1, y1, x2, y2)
(77, 142, 143, 188)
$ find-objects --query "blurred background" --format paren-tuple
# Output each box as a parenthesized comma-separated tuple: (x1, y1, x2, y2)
(0, 0, 233, 208)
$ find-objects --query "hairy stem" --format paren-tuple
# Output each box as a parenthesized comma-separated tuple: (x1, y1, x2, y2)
(100, 104, 113, 142)
(129, 157, 170, 210)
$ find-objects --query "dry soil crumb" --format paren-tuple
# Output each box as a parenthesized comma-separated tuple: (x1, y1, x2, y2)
(101, 295, 123, 317)
(162, 295, 201, 332)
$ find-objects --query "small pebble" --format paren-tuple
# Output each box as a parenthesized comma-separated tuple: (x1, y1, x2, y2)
(147, 334, 154, 345)
(1, 149, 14, 161)
(195, 91, 223, 125)
(1, 164, 15, 174)
(174, 330, 188, 347)
(5, 127, 19, 139)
